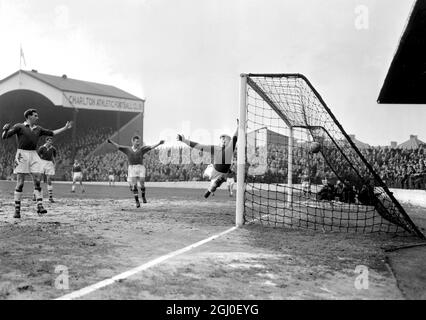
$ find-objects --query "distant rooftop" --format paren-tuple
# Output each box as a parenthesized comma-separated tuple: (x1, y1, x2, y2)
(348, 134, 370, 149)
(397, 135, 425, 149)
(0, 69, 144, 101)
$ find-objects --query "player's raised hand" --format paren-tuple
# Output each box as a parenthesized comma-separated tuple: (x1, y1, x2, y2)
(176, 134, 185, 142)
(159, 140, 165, 145)
(2, 123, 11, 131)
(65, 121, 73, 129)
(107, 138, 112, 144)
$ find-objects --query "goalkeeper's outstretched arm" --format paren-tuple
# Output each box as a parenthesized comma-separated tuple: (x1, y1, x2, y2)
(176, 134, 214, 153)
(231, 118, 239, 141)
(233, 118, 239, 137)
(232, 118, 239, 149)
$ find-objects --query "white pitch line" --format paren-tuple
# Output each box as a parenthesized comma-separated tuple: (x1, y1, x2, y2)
(55, 226, 237, 300)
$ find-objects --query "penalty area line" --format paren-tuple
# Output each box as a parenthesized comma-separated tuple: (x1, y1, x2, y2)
(55, 226, 238, 300)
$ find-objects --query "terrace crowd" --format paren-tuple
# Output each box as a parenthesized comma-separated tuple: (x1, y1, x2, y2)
(257, 142, 426, 190)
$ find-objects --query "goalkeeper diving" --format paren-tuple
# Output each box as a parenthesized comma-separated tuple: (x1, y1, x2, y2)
(177, 119, 238, 198)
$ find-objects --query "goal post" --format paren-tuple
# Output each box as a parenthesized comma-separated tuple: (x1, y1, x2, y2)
(236, 74, 247, 227)
(235, 73, 424, 238)
(287, 127, 294, 204)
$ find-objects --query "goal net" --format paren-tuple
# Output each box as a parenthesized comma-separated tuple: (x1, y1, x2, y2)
(235, 74, 424, 238)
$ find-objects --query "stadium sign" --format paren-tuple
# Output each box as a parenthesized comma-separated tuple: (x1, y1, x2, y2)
(64, 92, 144, 113)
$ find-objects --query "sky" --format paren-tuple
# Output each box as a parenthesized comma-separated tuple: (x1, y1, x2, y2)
(0, 0, 425, 147)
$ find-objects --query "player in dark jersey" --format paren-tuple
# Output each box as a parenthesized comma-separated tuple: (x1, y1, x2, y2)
(34, 136, 58, 203)
(71, 160, 85, 193)
(177, 119, 238, 198)
(108, 135, 164, 207)
(1, 108, 72, 218)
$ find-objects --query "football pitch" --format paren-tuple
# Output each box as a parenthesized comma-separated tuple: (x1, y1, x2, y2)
(0, 180, 425, 300)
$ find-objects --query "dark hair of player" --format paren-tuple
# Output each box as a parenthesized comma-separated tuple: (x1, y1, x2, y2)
(24, 108, 38, 119)
(131, 135, 141, 142)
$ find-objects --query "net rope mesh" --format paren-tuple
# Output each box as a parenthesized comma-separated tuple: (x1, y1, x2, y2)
(244, 74, 423, 237)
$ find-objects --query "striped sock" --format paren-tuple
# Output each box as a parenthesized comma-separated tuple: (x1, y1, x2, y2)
(133, 187, 139, 202)
(48, 185, 53, 199)
(34, 190, 43, 207)
(14, 191, 22, 212)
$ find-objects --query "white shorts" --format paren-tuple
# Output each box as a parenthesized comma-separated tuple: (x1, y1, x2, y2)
(204, 164, 227, 189)
(203, 164, 227, 181)
(13, 149, 43, 174)
(41, 160, 55, 176)
(127, 165, 146, 182)
(73, 172, 83, 181)
(108, 175, 115, 181)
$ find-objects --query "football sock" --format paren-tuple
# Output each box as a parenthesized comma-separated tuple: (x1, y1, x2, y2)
(48, 185, 53, 199)
(34, 189, 43, 208)
(14, 190, 22, 213)
(132, 186, 139, 202)
(141, 187, 146, 203)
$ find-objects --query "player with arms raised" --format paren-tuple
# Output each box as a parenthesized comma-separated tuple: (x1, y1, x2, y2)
(1, 108, 72, 218)
(108, 135, 164, 207)
(177, 119, 238, 198)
